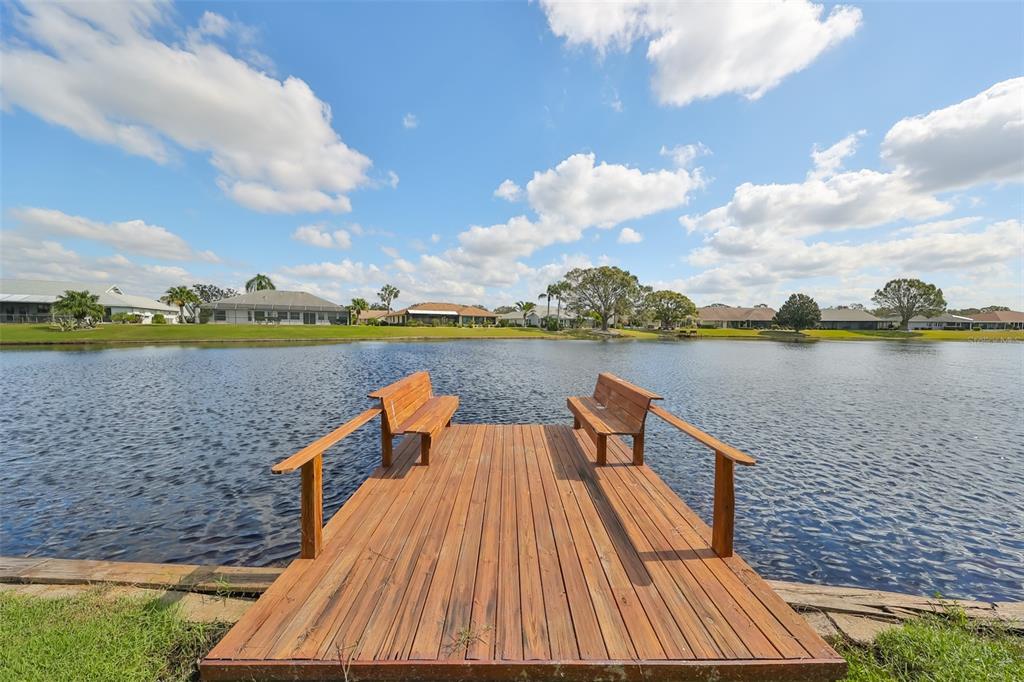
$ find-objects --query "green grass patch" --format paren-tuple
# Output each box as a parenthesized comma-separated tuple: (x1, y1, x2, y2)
(838, 611, 1024, 681)
(0, 590, 228, 682)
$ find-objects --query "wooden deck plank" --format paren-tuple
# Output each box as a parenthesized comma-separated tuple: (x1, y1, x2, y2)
(377, 424, 477, 660)
(495, 425, 523, 660)
(523, 424, 579, 660)
(549, 425, 668, 660)
(513, 424, 552, 660)
(352, 427, 474, 661)
(408, 424, 487, 659)
(202, 423, 845, 682)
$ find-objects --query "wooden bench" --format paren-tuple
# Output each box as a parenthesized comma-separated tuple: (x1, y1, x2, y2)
(369, 371, 458, 466)
(567, 372, 662, 466)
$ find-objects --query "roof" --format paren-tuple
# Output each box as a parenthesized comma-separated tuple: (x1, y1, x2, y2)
(970, 310, 1024, 322)
(697, 305, 776, 322)
(0, 279, 176, 312)
(204, 290, 344, 311)
(393, 302, 496, 317)
(881, 313, 975, 323)
(819, 308, 881, 322)
(358, 309, 390, 321)
(496, 309, 573, 320)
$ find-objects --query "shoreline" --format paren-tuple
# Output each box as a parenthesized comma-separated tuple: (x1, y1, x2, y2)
(3, 556, 1020, 643)
(1, 324, 1021, 347)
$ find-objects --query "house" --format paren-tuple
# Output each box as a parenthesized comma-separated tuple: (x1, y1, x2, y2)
(817, 308, 884, 330)
(0, 279, 178, 323)
(203, 290, 347, 325)
(880, 313, 975, 330)
(697, 305, 776, 329)
(382, 302, 496, 326)
(497, 309, 579, 327)
(357, 309, 390, 324)
(968, 310, 1024, 330)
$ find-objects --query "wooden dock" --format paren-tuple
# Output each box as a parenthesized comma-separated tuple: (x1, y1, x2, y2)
(201, 376, 847, 681)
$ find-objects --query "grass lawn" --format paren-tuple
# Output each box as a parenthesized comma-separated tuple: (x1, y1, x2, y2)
(838, 611, 1024, 681)
(0, 591, 228, 682)
(0, 323, 1019, 346)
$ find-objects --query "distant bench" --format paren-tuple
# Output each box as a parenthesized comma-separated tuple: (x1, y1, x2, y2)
(567, 372, 662, 465)
(370, 371, 458, 466)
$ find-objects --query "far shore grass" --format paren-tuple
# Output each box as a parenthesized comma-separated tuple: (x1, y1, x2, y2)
(0, 323, 1020, 346)
(2, 590, 1021, 681)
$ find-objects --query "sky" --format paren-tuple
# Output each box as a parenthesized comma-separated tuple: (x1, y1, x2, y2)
(1, 1, 1022, 310)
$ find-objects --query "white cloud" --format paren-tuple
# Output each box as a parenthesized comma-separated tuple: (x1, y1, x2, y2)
(881, 77, 1024, 191)
(1, 2, 371, 213)
(387, 170, 400, 189)
(403, 113, 419, 129)
(494, 179, 523, 202)
(660, 142, 710, 168)
(542, 1, 862, 106)
(809, 130, 865, 180)
(10, 207, 220, 262)
(430, 233, 441, 243)
(380, 246, 400, 258)
(291, 225, 351, 249)
(278, 259, 380, 283)
(618, 227, 643, 244)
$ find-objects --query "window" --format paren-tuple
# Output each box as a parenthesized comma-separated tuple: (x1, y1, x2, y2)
(317, 313, 324, 320)
(290, 311, 300, 320)
(214, 310, 226, 321)
(254, 311, 265, 321)
(247, 311, 252, 321)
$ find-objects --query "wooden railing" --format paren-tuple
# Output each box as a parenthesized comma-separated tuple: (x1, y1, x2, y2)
(271, 408, 382, 559)
(647, 404, 756, 558)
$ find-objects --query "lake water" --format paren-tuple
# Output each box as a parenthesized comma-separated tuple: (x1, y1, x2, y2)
(1, 339, 1021, 601)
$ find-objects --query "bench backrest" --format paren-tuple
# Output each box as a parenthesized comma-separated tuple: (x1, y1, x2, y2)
(593, 372, 662, 432)
(369, 371, 433, 430)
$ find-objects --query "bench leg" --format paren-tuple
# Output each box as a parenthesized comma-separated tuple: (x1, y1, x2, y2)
(596, 434, 607, 466)
(381, 422, 393, 468)
(573, 416, 581, 429)
(633, 431, 644, 466)
(420, 433, 431, 465)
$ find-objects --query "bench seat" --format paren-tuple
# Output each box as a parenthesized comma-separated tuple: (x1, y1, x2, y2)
(396, 395, 459, 435)
(568, 373, 661, 466)
(370, 372, 458, 466)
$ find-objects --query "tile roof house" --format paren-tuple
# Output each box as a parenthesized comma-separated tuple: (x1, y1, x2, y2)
(967, 310, 1024, 330)
(880, 313, 975, 330)
(697, 305, 776, 329)
(817, 308, 884, 330)
(0, 279, 178, 323)
(383, 302, 497, 326)
(203, 290, 347, 325)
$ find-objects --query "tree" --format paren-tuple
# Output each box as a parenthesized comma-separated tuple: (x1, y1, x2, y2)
(378, 284, 400, 311)
(872, 278, 946, 330)
(192, 284, 238, 303)
(53, 290, 104, 329)
(162, 286, 200, 323)
(514, 300, 536, 326)
(245, 274, 275, 292)
(648, 290, 697, 330)
(563, 266, 641, 331)
(774, 293, 821, 332)
(538, 283, 560, 320)
(551, 280, 569, 323)
(492, 305, 515, 315)
(348, 297, 369, 325)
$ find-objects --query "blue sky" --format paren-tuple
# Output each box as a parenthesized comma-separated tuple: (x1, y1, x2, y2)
(2, 1, 1021, 309)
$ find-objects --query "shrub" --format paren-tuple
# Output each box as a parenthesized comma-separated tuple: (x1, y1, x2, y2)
(152, 314, 167, 324)
(111, 313, 142, 324)
(545, 318, 559, 332)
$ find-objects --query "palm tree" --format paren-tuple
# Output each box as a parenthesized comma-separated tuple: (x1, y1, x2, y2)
(162, 286, 200, 323)
(378, 284, 400, 311)
(553, 280, 570, 324)
(245, 274, 276, 292)
(349, 297, 369, 325)
(514, 300, 536, 327)
(538, 283, 558, 321)
(53, 290, 104, 328)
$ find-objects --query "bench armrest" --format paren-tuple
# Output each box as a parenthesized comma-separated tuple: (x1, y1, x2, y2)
(648, 405, 756, 465)
(272, 408, 382, 473)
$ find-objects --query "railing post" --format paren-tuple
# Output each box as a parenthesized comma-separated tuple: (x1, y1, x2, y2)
(712, 451, 734, 557)
(300, 454, 323, 559)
